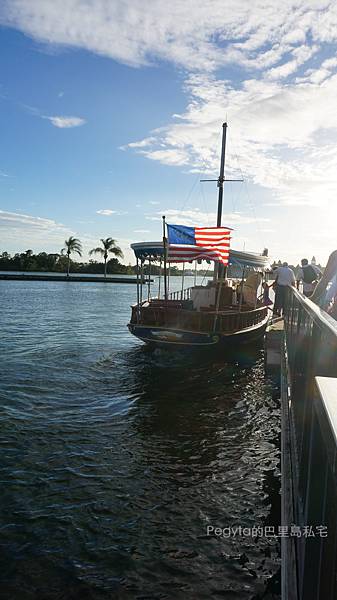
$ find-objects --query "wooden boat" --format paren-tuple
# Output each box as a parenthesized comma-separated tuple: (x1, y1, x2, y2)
(128, 245, 270, 348)
(128, 123, 271, 349)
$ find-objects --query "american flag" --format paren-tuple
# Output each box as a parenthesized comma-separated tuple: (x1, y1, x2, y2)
(167, 225, 231, 265)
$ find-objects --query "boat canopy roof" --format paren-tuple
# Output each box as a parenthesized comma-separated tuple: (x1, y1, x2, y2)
(131, 241, 271, 270)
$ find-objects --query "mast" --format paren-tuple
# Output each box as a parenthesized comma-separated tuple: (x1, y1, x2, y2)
(216, 122, 227, 229)
(200, 121, 242, 280)
(215, 122, 227, 279)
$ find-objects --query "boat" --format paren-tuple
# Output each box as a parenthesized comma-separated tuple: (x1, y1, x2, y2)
(128, 123, 271, 349)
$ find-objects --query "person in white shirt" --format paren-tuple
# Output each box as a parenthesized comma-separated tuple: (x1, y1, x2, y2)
(273, 262, 296, 316)
(296, 258, 322, 297)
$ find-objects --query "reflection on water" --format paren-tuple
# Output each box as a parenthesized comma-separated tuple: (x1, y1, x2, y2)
(0, 280, 280, 599)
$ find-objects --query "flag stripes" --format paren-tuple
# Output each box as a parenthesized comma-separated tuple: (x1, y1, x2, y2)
(168, 245, 229, 263)
(167, 225, 231, 265)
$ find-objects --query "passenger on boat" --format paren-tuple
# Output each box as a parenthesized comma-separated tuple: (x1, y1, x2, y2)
(242, 273, 262, 306)
(261, 281, 273, 307)
(236, 280, 243, 304)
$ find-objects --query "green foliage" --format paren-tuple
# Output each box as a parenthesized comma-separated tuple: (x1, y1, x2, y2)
(61, 236, 82, 257)
(0, 251, 63, 272)
(0, 250, 129, 274)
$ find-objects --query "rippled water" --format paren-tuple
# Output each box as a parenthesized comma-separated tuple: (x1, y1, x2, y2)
(0, 279, 280, 599)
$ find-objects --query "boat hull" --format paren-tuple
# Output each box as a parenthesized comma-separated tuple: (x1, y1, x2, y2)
(128, 317, 269, 349)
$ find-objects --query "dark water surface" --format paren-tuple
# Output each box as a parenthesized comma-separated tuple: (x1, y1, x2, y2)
(0, 280, 280, 599)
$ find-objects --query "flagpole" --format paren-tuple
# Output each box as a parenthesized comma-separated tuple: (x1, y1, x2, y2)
(239, 267, 246, 312)
(136, 257, 140, 322)
(140, 259, 144, 304)
(158, 258, 162, 299)
(162, 215, 168, 302)
(181, 262, 185, 300)
(148, 257, 151, 301)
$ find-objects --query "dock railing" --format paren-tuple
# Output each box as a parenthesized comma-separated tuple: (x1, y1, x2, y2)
(282, 286, 337, 600)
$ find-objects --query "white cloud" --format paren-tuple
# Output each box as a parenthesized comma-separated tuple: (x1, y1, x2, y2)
(2, 0, 337, 73)
(96, 209, 117, 216)
(0, 209, 73, 251)
(266, 45, 318, 81)
(96, 209, 128, 216)
(43, 115, 86, 128)
(126, 69, 337, 210)
(0, 209, 65, 230)
(322, 57, 337, 70)
(4, 1, 337, 202)
(122, 137, 157, 150)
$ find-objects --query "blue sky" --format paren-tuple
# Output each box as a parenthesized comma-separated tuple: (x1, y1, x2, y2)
(1, 1, 337, 265)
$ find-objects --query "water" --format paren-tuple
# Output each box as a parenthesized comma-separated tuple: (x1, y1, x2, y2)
(0, 279, 280, 599)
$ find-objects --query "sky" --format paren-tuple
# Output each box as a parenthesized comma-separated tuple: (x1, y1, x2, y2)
(1, 1, 337, 266)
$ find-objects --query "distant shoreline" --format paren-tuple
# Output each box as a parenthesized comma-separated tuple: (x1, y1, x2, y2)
(0, 272, 151, 284)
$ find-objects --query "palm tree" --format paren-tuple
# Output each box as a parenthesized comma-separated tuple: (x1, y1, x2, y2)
(89, 237, 123, 278)
(61, 236, 82, 276)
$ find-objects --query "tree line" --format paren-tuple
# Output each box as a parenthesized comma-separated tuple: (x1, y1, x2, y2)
(0, 237, 133, 277)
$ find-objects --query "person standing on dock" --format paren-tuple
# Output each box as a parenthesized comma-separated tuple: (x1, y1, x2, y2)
(273, 262, 295, 316)
(296, 258, 322, 297)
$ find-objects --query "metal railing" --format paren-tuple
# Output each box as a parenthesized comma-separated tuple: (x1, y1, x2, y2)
(169, 287, 192, 301)
(282, 286, 337, 600)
